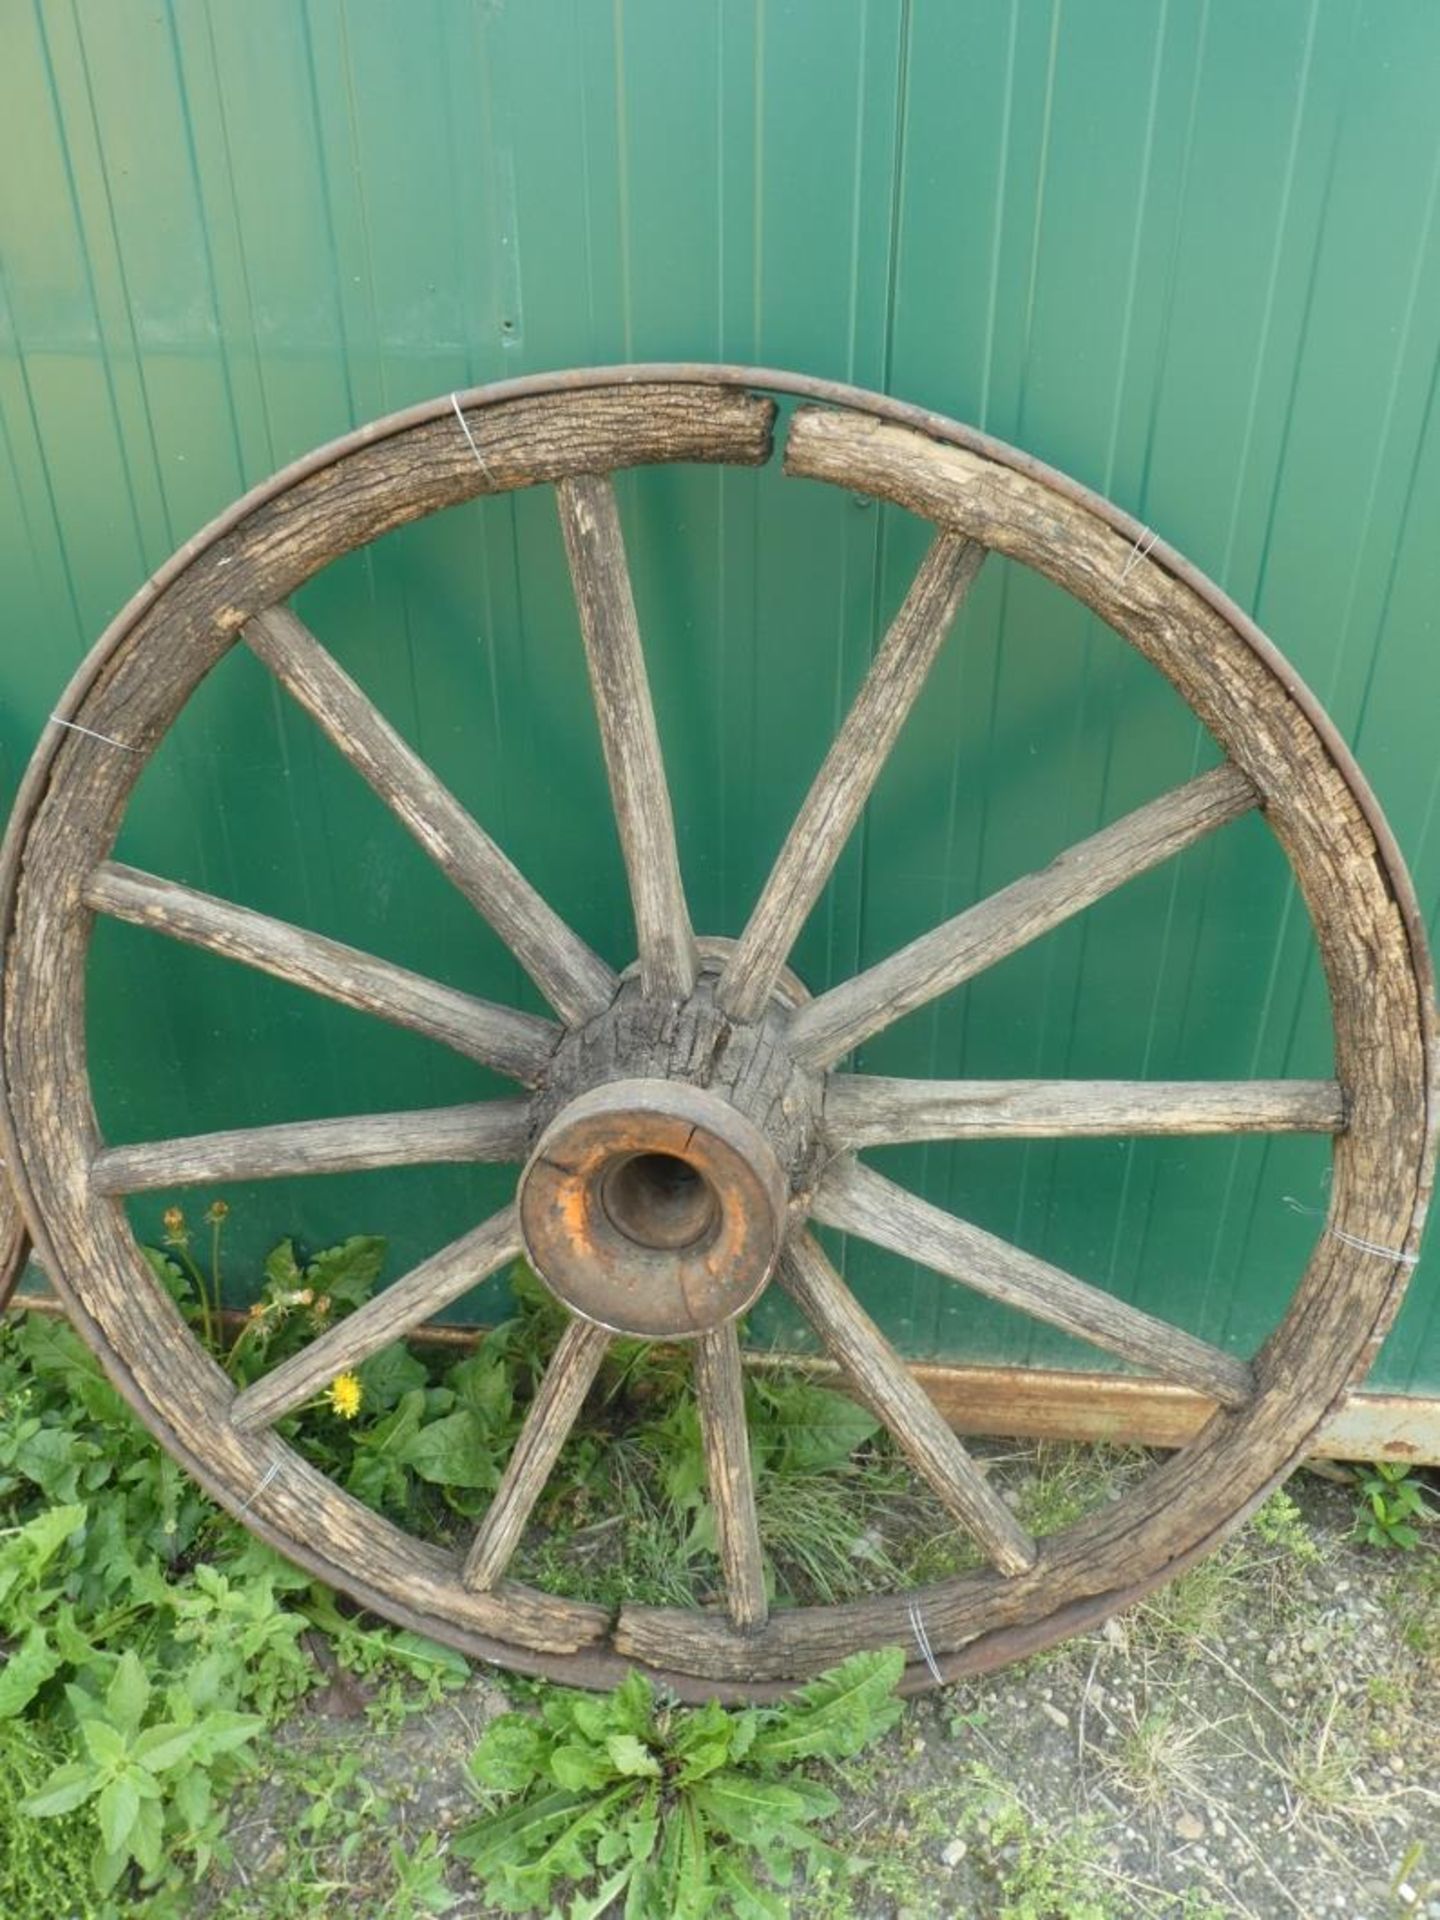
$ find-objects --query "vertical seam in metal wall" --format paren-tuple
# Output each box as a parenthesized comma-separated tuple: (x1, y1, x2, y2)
(1062, 0, 1170, 1305)
(1003, 0, 1063, 1365)
(613, 0, 634, 361)
(1203, 1, 1362, 1344)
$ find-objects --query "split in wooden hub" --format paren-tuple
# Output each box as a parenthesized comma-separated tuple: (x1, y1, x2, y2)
(518, 1076, 789, 1339)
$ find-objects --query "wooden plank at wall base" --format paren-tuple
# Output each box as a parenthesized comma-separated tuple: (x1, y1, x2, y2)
(10, 1286, 1437, 1465)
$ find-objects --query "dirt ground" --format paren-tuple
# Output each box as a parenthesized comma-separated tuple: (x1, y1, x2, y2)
(210, 1465, 1439, 1920)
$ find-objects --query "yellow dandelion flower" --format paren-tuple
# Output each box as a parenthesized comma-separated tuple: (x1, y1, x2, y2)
(327, 1372, 363, 1420)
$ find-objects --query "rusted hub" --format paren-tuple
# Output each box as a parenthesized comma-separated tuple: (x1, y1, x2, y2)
(518, 1076, 789, 1337)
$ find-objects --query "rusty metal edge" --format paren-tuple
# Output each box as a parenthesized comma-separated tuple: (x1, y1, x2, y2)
(11, 1285, 1435, 1462)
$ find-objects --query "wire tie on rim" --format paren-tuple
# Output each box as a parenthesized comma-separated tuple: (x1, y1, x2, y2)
(907, 1597, 944, 1686)
(1118, 525, 1158, 582)
(449, 392, 495, 482)
(1282, 1196, 1420, 1267)
(49, 716, 140, 754)
(236, 1460, 280, 1517)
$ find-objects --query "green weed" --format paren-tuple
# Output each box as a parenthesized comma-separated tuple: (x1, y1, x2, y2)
(1355, 1461, 1434, 1551)
(455, 1647, 906, 1917)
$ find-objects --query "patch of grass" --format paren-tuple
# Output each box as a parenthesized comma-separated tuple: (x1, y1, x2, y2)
(0, 1718, 106, 1920)
(1010, 1442, 1149, 1538)
(1099, 1695, 1213, 1814)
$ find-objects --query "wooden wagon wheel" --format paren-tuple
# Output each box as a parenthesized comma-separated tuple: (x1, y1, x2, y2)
(1, 367, 1433, 1702)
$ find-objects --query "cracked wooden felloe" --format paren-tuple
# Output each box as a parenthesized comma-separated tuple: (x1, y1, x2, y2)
(0, 368, 1433, 1702)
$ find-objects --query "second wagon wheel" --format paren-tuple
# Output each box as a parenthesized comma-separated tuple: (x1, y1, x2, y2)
(2, 367, 1433, 1699)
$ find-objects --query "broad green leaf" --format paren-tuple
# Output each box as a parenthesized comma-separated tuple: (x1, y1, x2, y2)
(172, 1765, 212, 1833)
(0, 1623, 60, 1718)
(79, 1717, 130, 1769)
(131, 1792, 166, 1876)
(469, 1713, 551, 1793)
(190, 1710, 266, 1758)
(400, 1410, 500, 1490)
(714, 1852, 790, 1920)
(21, 1760, 102, 1817)
(14, 1500, 87, 1576)
(693, 1771, 833, 1846)
(14, 1424, 85, 1501)
(263, 1240, 304, 1292)
(605, 1732, 660, 1778)
(131, 1720, 206, 1772)
(97, 1774, 141, 1856)
(549, 1741, 615, 1791)
(452, 1786, 595, 1878)
(748, 1646, 905, 1765)
(307, 1235, 387, 1306)
(752, 1380, 879, 1474)
(105, 1649, 151, 1736)
(387, 1629, 473, 1683)
(358, 1341, 429, 1412)
(447, 1348, 515, 1427)
(139, 1245, 190, 1306)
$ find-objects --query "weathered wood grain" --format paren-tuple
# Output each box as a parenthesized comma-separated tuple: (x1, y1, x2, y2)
(92, 1099, 532, 1194)
(814, 1157, 1255, 1407)
(717, 533, 984, 1023)
(823, 1077, 1345, 1148)
(1, 382, 787, 1672)
(788, 764, 1256, 1068)
(84, 863, 556, 1083)
(463, 1317, 611, 1591)
(693, 1322, 768, 1628)
(6, 375, 1428, 1692)
(231, 1205, 521, 1430)
(780, 1234, 1036, 1575)
(556, 474, 697, 1003)
(246, 606, 616, 1026)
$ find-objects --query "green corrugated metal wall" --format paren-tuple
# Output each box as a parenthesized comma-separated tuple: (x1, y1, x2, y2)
(2, 0, 1437, 1392)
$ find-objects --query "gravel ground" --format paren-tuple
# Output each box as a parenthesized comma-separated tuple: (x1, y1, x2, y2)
(209, 1466, 1438, 1919)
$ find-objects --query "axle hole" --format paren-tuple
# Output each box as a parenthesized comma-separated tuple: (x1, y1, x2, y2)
(600, 1151, 719, 1252)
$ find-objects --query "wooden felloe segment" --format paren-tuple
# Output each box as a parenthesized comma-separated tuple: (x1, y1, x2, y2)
(814, 1158, 1255, 1408)
(693, 1323, 769, 1628)
(245, 606, 616, 1027)
(231, 1206, 522, 1431)
(91, 1100, 533, 1194)
(556, 474, 698, 1004)
(4, 372, 1431, 1698)
(83, 863, 557, 1084)
(788, 764, 1257, 1068)
(717, 532, 985, 1023)
(780, 1234, 1036, 1575)
(463, 1317, 611, 1591)
(823, 1077, 1346, 1148)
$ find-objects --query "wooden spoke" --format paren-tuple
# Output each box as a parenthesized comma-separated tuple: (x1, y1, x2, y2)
(463, 1317, 611, 1591)
(825, 1077, 1345, 1149)
(245, 606, 616, 1025)
(693, 1324, 768, 1627)
(556, 474, 698, 1002)
(718, 533, 985, 1023)
(779, 1235, 1036, 1576)
(85, 863, 556, 1084)
(814, 1158, 1255, 1408)
(92, 1099, 532, 1194)
(231, 1205, 521, 1431)
(788, 764, 1257, 1068)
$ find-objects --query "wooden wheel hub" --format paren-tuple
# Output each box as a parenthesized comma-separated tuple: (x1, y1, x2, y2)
(519, 1076, 788, 1338)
